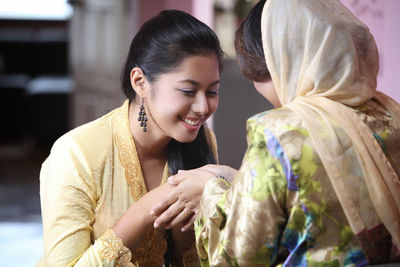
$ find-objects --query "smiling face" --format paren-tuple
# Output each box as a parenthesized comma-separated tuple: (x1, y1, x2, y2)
(142, 54, 220, 143)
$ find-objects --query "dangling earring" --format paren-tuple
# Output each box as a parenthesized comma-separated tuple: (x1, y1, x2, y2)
(138, 97, 147, 132)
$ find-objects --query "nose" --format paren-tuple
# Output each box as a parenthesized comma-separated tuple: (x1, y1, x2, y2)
(192, 93, 209, 116)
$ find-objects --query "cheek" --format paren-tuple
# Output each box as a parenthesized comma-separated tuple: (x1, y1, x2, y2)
(208, 97, 218, 115)
(158, 99, 188, 122)
(153, 93, 181, 112)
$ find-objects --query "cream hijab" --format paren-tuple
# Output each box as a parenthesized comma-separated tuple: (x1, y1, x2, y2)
(261, 0, 400, 247)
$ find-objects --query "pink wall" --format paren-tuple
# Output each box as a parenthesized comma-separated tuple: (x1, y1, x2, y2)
(139, 0, 192, 27)
(341, 0, 400, 102)
(192, 0, 214, 27)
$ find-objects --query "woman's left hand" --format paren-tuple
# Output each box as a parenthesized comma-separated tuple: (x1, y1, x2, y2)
(150, 168, 215, 231)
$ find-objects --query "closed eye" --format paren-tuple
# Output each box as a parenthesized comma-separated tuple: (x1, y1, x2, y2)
(178, 89, 195, 96)
(207, 90, 218, 96)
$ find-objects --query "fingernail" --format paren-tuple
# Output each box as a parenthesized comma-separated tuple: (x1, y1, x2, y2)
(154, 222, 159, 228)
(181, 227, 185, 232)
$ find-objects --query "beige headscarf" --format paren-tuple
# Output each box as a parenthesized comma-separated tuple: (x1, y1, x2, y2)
(261, 0, 400, 248)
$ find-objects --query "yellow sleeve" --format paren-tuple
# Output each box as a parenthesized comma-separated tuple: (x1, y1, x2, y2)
(70, 228, 135, 267)
(39, 136, 134, 267)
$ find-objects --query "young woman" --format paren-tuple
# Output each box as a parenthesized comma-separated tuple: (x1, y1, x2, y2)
(36, 10, 223, 267)
(152, 0, 400, 265)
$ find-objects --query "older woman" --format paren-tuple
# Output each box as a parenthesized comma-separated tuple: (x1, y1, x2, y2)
(152, 0, 400, 265)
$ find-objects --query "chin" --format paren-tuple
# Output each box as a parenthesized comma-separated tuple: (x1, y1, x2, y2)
(174, 133, 198, 143)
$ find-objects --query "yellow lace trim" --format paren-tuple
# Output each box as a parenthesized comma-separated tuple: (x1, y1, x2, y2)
(100, 228, 134, 267)
(113, 100, 146, 201)
(113, 101, 167, 266)
(132, 228, 167, 266)
(182, 241, 200, 266)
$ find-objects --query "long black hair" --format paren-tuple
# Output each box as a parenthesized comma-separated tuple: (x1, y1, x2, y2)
(120, 9, 223, 265)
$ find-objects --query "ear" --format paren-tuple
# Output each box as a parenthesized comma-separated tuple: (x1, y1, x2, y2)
(130, 67, 150, 98)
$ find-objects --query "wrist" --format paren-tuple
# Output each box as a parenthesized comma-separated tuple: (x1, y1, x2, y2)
(128, 196, 156, 226)
(216, 175, 229, 182)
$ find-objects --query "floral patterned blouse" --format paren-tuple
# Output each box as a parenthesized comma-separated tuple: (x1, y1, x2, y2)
(195, 99, 400, 266)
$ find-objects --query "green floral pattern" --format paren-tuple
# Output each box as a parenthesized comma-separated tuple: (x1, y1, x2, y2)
(196, 100, 398, 266)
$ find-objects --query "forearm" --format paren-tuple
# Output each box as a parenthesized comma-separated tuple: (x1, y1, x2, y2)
(113, 183, 174, 251)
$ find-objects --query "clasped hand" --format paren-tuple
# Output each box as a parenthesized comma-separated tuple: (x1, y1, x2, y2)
(150, 164, 236, 232)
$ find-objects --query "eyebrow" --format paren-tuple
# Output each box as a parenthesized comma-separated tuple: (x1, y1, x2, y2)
(178, 79, 220, 87)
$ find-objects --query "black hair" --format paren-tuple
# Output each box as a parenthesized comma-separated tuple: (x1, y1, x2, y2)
(122, 10, 223, 97)
(235, 0, 270, 82)
(120, 9, 223, 265)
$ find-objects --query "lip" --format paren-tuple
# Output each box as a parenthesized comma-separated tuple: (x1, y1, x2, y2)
(179, 116, 203, 131)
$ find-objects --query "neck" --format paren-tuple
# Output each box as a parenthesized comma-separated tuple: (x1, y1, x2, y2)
(128, 100, 170, 159)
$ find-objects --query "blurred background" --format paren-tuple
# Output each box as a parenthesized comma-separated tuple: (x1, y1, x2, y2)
(0, 0, 399, 265)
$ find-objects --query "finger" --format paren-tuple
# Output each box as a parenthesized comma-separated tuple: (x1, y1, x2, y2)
(164, 209, 193, 230)
(181, 212, 197, 232)
(150, 193, 178, 216)
(153, 202, 184, 229)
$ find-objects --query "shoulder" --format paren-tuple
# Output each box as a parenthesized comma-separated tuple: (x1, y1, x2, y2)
(246, 108, 312, 162)
(245, 109, 320, 193)
(48, 105, 122, 169)
(247, 108, 304, 136)
(40, 104, 128, 202)
(58, 109, 115, 147)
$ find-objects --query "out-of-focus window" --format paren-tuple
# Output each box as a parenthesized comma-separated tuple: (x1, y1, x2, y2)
(0, 0, 72, 20)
